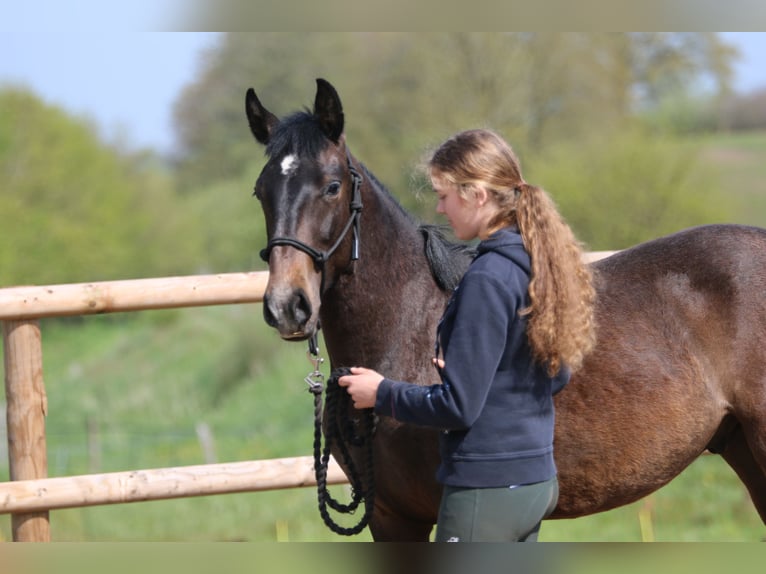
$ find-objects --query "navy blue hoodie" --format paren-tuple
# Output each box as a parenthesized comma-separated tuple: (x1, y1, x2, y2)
(375, 226, 569, 488)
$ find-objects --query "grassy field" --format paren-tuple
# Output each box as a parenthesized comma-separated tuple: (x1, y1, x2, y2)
(1, 308, 764, 542)
(1, 130, 765, 542)
(0, 307, 371, 542)
(698, 130, 766, 228)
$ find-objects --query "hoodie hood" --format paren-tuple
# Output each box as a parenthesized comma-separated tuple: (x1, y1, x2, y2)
(475, 226, 531, 276)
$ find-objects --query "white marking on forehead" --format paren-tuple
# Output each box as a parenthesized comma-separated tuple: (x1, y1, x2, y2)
(280, 154, 298, 176)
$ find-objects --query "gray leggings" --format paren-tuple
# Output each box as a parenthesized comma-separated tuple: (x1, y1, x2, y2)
(434, 476, 559, 542)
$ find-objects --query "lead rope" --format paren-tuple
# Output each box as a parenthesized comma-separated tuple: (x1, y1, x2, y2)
(305, 337, 376, 536)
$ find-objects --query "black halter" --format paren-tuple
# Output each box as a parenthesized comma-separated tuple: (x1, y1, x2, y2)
(259, 148, 363, 292)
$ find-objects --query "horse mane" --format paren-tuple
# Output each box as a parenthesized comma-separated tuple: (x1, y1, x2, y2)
(419, 224, 475, 291)
(359, 164, 474, 293)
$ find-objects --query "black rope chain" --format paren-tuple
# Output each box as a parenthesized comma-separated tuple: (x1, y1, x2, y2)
(310, 367, 376, 536)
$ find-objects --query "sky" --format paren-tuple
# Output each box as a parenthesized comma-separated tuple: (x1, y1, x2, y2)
(1, 30, 221, 154)
(720, 32, 766, 91)
(1, 16, 765, 155)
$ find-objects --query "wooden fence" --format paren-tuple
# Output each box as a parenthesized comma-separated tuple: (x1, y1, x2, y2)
(0, 271, 349, 542)
(1, 253, 616, 542)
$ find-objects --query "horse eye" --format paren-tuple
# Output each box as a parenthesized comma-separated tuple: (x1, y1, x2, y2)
(252, 184, 262, 200)
(323, 181, 342, 197)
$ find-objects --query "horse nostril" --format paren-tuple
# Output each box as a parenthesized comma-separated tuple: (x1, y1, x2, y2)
(262, 294, 279, 328)
(292, 290, 312, 326)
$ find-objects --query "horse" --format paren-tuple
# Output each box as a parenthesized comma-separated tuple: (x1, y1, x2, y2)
(244, 78, 766, 541)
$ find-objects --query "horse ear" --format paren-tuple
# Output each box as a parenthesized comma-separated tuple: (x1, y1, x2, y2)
(245, 88, 278, 145)
(313, 78, 344, 143)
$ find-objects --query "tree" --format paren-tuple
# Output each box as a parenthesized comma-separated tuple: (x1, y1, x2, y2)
(0, 88, 197, 286)
(173, 33, 361, 191)
(170, 33, 738, 236)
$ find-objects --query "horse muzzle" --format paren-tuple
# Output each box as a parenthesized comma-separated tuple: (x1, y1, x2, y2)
(262, 286, 319, 341)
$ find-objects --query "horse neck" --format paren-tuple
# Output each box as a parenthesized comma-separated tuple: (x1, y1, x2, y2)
(319, 176, 444, 369)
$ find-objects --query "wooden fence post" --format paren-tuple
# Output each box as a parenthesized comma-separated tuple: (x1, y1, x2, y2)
(3, 319, 50, 542)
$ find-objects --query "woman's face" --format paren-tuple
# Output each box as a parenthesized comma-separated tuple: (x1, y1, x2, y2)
(432, 174, 490, 241)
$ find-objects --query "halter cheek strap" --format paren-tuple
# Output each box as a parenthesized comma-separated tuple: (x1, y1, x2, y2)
(259, 148, 364, 292)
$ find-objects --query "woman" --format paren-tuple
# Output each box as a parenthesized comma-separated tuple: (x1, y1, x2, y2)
(338, 129, 597, 542)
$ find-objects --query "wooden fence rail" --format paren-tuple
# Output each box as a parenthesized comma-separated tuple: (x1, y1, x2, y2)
(0, 271, 282, 542)
(0, 272, 270, 320)
(0, 456, 347, 514)
(1, 256, 615, 542)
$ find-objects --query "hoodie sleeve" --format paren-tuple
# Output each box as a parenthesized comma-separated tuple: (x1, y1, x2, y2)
(551, 365, 571, 395)
(375, 270, 516, 430)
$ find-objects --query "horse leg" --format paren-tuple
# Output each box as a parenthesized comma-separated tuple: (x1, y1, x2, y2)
(719, 423, 766, 525)
(368, 505, 434, 541)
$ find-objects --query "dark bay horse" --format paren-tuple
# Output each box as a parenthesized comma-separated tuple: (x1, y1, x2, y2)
(245, 78, 766, 541)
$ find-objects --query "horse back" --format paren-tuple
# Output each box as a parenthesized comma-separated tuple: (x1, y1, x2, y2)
(591, 224, 766, 353)
(588, 223, 766, 397)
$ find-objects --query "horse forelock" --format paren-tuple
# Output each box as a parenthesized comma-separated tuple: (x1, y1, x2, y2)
(265, 110, 329, 160)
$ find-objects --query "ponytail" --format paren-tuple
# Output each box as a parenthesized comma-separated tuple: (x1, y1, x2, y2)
(515, 184, 597, 375)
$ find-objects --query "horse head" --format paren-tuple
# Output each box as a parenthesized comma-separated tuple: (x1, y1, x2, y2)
(245, 79, 362, 342)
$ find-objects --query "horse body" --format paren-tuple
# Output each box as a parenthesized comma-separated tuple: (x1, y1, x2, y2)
(245, 79, 766, 540)
(553, 225, 766, 519)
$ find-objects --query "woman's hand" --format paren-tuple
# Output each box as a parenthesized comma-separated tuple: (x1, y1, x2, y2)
(337, 367, 384, 409)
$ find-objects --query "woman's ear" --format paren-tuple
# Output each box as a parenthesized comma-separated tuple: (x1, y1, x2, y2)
(474, 186, 490, 207)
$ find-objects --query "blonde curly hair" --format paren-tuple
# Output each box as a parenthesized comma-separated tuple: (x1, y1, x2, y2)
(429, 129, 597, 375)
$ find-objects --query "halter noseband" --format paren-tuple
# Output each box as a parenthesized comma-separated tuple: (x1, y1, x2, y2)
(259, 148, 364, 288)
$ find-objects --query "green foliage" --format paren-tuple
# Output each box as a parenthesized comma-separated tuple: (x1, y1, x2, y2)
(526, 125, 732, 250)
(628, 32, 733, 108)
(641, 92, 723, 135)
(174, 33, 360, 191)
(1, 307, 763, 541)
(173, 32, 738, 221)
(181, 174, 268, 273)
(4, 34, 740, 286)
(0, 88, 197, 286)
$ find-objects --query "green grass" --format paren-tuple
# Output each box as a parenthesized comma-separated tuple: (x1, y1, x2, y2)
(1, 308, 372, 542)
(697, 130, 766, 227)
(1, 306, 764, 542)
